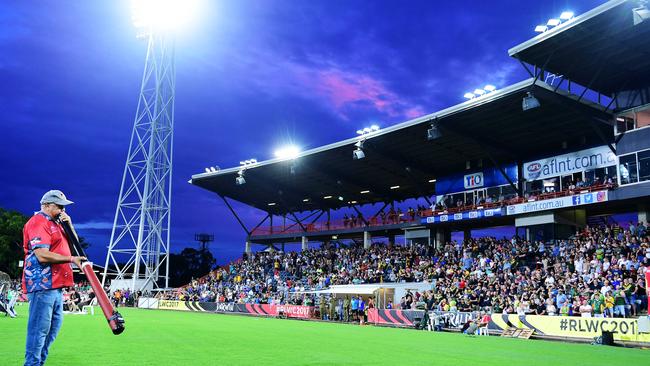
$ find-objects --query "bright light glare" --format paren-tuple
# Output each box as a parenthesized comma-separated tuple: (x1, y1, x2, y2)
(463, 92, 475, 99)
(274, 145, 301, 159)
(484, 85, 496, 92)
(370, 125, 380, 131)
(559, 11, 574, 20)
(473, 89, 486, 95)
(534, 25, 548, 32)
(547, 18, 561, 26)
(131, 0, 201, 32)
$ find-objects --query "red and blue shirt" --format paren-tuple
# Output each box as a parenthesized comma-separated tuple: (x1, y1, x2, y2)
(22, 212, 73, 293)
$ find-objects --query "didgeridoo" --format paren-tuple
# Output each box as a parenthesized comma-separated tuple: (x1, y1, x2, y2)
(60, 219, 125, 335)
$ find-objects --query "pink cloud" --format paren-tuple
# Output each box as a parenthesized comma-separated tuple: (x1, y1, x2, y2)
(288, 64, 425, 121)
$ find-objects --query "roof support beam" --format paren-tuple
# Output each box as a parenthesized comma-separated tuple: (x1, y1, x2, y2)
(219, 194, 250, 236)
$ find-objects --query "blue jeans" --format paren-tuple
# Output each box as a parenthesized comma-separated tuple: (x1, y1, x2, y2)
(25, 289, 63, 366)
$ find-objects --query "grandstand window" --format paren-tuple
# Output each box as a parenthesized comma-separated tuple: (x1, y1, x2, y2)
(560, 174, 573, 190)
(638, 150, 650, 182)
(542, 178, 559, 193)
(501, 184, 516, 198)
(618, 153, 638, 185)
(585, 166, 617, 185)
(525, 180, 543, 195)
(615, 115, 635, 134)
(616, 106, 650, 134)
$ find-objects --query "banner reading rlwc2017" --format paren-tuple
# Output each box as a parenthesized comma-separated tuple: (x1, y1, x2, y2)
(523, 145, 617, 181)
(489, 314, 650, 343)
(506, 191, 608, 215)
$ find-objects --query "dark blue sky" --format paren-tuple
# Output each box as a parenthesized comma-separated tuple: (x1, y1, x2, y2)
(0, 0, 605, 265)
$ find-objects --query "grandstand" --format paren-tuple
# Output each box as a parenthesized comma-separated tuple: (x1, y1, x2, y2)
(191, 0, 650, 252)
(172, 0, 650, 345)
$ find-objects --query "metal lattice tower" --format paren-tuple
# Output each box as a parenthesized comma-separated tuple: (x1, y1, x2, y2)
(102, 32, 175, 291)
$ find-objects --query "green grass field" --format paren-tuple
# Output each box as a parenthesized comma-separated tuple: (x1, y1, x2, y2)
(1, 306, 648, 365)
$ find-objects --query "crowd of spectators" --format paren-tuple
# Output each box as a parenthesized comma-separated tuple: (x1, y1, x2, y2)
(171, 222, 648, 319)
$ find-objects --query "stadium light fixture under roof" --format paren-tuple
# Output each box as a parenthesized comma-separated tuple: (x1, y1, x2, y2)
(633, 2, 650, 25)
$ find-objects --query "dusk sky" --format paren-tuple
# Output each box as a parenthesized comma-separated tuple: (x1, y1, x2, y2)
(0, 0, 606, 265)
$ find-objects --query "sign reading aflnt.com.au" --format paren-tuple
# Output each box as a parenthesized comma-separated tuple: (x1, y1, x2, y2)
(506, 191, 608, 215)
(523, 145, 617, 181)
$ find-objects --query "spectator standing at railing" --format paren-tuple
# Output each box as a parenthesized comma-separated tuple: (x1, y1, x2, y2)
(343, 296, 350, 322)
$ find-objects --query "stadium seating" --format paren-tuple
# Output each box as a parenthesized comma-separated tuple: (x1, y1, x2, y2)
(174, 222, 648, 319)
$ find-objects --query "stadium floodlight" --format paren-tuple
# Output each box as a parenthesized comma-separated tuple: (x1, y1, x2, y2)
(429, 179, 437, 183)
(484, 85, 496, 92)
(274, 145, 301, 159)
(323, 195, 332, 199)
(303, 198, 310, 202)
(534, 25, 548, 33)
(267, 202, 276, 206)
(559, 11, 574, 20)
(633, 2, 650, 25)
(204, 168, 210, 173)
(390, 185, 400, 190)
(360, 190, 370, 194)
(522, 92, 541, 111)
(356, 125, 380, 136)
(240, 159, 258, 167)
(464, 92, 475, 99)
(473, 89, 486, 95)
(131, 0, 201, 35)
(338, 196, 344, 201)
(547, 18, 561, 27)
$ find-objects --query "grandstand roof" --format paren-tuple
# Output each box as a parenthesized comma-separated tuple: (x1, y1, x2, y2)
(508, 0, 650, 96)
(190, 78, 613, 215)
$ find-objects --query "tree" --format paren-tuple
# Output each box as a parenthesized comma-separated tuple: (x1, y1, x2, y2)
(0, 208, 28, 279)
(0, 208, 92, 279)
(168, 247, 216, 287)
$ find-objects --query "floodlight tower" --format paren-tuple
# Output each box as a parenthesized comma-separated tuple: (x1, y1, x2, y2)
(102, 0, 196, 291)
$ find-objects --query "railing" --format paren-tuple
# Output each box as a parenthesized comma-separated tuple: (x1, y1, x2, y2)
(250, 183, 617, 237)
(251, 215, 420, 236)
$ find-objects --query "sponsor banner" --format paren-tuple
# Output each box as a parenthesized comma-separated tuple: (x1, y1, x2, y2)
(436, 165, 518, 195)
(422, 208, 504, 224)
(489, 314, 650, 343)
(646, 270, 650, 313)
(506, 191, 608, 215)
(156, 301, 314, 319)
(429, 311, 475, 329)
(523, 145, 617, 181)
(464, 172, 484, 189)
(158, 300, 189, 311)
(273, 304, 314, 319)
(368, 309, 424, 327)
